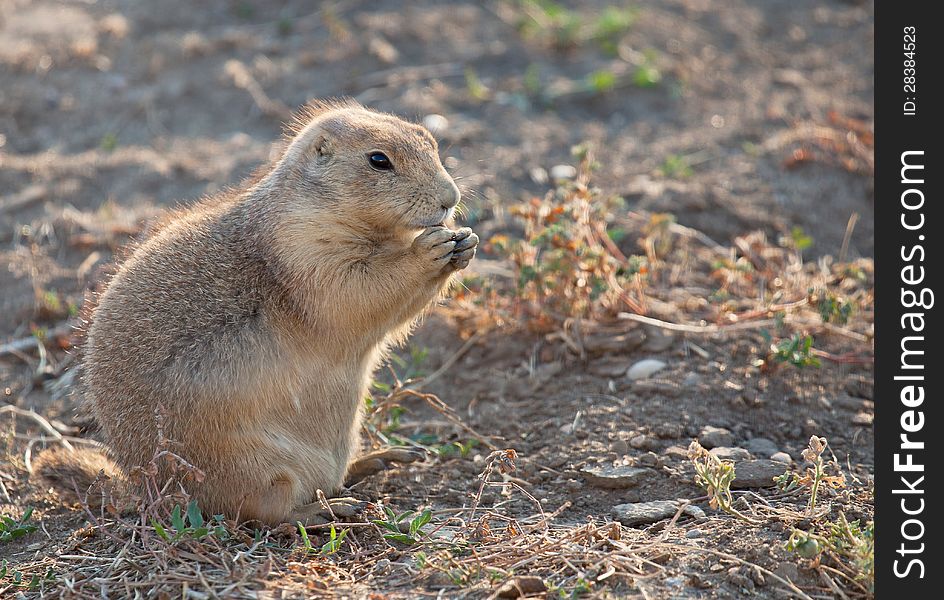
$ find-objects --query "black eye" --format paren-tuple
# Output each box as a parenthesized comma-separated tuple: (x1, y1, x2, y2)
(368, 152, 393, 171)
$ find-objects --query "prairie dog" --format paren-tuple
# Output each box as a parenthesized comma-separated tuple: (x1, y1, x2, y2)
(34, 99, 478, 524)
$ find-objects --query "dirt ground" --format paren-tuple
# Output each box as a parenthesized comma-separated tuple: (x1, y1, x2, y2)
(2, 1, 873, 598)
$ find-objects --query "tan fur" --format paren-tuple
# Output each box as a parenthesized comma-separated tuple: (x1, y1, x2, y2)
(33, 99, 477, 525)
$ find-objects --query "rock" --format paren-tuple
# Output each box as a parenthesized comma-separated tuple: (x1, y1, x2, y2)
(529, 167, 548, 185)
(627, 359, 667, 380)
(629, 434, 655, 450)
(613, 501, 705, 526)
(685, 528, 704, 539)
(642, 327, 675, 352)
(698, 425, 733, 449)
(743, 437, 779, 458)
(709, 446, 751, 461)
(732, 460, 786, 489)
(610, 438, 630, 455)
(771, 451, 792, 465)
(654, 423, 683, 439)
(549, 164, 577, 180)
(637, 452, 661, 468)
(422, 114, 449, 135)
(772, 562, 799, 583)
(580, 464, 648, 489)
(682, 372, 701, 387)
(496, 576, 547, 598)
(664, 445, 690, 460)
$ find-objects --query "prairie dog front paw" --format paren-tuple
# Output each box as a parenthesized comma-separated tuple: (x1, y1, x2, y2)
(412, 226, 457, 273)
(412, 226, 479, 276)
(447, 227, 479, 271)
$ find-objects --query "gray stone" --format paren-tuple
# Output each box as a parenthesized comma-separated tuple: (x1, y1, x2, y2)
(654, 423, 684, 439)
(642, 328, 675, 352)
(732, 460, 787, 488)
(698, 425, 733, 449)
(664, 445, 690, 460)
(743, 437, 779, 458)
(580, 464, 648, 489)
(627, 358, 667, 380)
(610, 438, 630, 455)
(421, 114, 449, 135)
(685, 528, 704, 539)
(710, 446, 751, 461)
(613, 501, 705, 526)
(771, 451, 792, 464)
(549, 164, 577, 180)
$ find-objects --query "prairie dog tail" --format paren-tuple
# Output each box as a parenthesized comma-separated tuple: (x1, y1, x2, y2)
(32, 446, 126, 509)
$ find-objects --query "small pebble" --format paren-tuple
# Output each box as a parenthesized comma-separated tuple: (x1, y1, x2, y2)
(422, 114, 449, 135)
(685, 528, 704, 539)
(529, 166, 549, 185)
(627, 359, 667, 380)
(771, 451, 792, 464)
(549, 164, 577, 180)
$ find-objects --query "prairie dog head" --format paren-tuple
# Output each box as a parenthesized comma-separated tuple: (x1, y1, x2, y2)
(267, 99, 460, 233)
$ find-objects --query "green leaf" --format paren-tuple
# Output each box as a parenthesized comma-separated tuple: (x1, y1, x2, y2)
(171, 505, 185, 532)
(372, 520, 402, 534)
(383, 533, 416, 545)
(186, 501, 204, 529)
(297, 522, 313, 552)
(409, 510, 432, 536)
(152, 519, 170, 540)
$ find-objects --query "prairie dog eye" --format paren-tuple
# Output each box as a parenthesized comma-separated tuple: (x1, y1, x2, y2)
(367, 152, 393, 171)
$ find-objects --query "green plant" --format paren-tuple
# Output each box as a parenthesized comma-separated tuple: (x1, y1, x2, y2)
(659, 154, 693, 179)
(633, 50, 662, 87)
(437, 439, 479, 458)
(765, 333, 821, 369)
(585, 69, 618, 93)
(786, 513, 873, 591)
(782, 226, 813, 252)
(688, 442, 761, 524)
(1, 507, 37, 543)
(497, 145, 635, 329)
(372, 506, 432, 545)
(465, 68, 490, 101)
(798, 435, 845, 512)
(814, 290, 854, 325)
(0, 561, 56, 591)
(592, 6, 637, 52)
(100, 132, 118, 152)
(297, 522, 349, 556)
(151, 501, 227, 543)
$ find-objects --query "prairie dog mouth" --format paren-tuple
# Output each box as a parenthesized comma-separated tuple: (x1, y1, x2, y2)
(423, 207, 454, 228)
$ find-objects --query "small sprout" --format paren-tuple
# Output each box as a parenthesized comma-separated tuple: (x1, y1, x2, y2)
(688, 442, 761, 524)
(783, 226, 813, 252)
(372, 506, 433, 545)
(319, 524, 349, 555)
(465, 68, 490, 101)
(100, 133, 118, 152)
(769, 333, 821, 369)
(1, 507, 38, 543)
(586, 69, 618, 93)
(151, 501, 227, 543)
(814, 290, 854, 325)
(659, 154, 693, 179)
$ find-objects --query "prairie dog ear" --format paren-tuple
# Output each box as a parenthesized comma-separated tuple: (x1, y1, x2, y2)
(311, 131, 332, 158)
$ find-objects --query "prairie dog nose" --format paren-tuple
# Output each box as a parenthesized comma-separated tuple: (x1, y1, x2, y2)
(440, 179, 461, 210)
